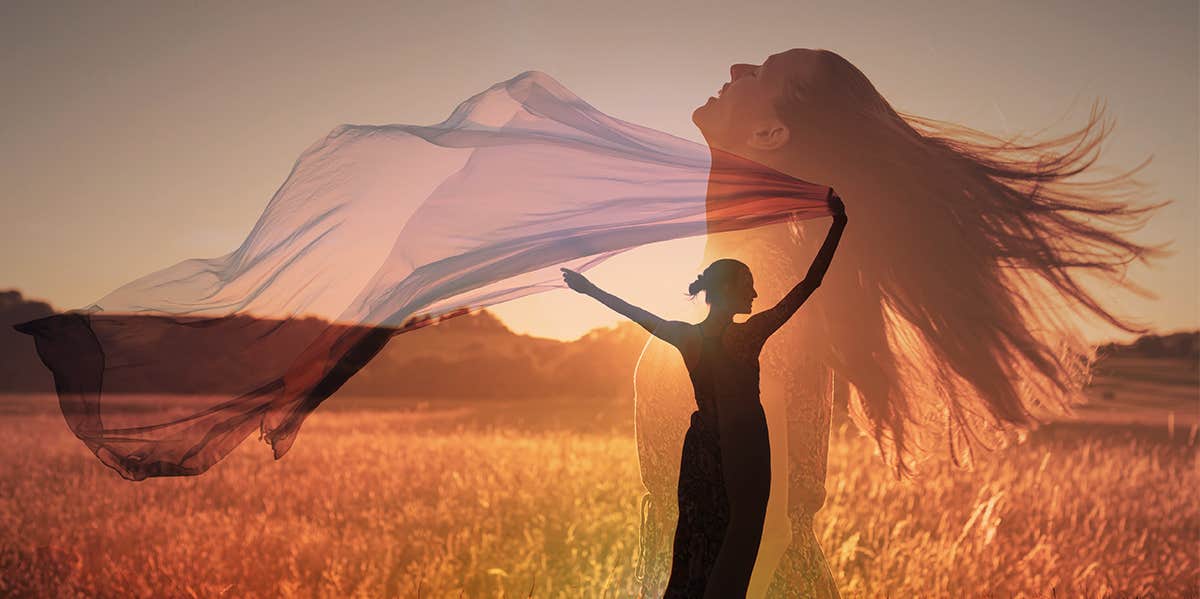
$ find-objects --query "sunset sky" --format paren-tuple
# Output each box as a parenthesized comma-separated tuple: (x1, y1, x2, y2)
(2, 1, 1196, 345)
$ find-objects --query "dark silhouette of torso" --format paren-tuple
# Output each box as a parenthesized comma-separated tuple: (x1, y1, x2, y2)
(664, 320, 773, 596)
(682, 321, 767, 425)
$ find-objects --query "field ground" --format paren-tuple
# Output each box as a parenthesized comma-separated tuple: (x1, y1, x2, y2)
(0, 356, 1195, 598)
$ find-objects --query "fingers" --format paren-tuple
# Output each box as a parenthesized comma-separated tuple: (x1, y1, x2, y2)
(560, 267, 586, 292)
(827, 190, 846, 217)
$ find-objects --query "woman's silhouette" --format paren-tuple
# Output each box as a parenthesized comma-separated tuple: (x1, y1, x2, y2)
(630, 48, 1171, 598)
(9, 44, 1169, 597)
(562, 187, 844, 598)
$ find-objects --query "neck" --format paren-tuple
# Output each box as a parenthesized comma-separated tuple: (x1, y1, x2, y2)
(706, 140, 844, 189)
(702, 309, 736, 327)
(703, 147, 795, 236)
(702, 145, 841, 254)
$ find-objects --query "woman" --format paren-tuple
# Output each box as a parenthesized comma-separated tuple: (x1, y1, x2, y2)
(632, 48, 1171, 598)
(561, 189, 845, 598)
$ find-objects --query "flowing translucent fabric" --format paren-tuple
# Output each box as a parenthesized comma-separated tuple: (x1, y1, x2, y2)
(14, 71, 834, 480)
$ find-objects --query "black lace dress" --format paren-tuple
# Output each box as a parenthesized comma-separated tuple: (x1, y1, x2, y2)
(663, 321, 771, 597)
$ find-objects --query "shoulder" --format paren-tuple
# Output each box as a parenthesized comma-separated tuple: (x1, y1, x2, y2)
(655, 319, 694, 349)
(737, 312, 778, 344)
(740, 311, 770, 331)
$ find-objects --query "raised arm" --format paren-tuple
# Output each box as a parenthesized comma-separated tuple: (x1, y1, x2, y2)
(745, 192, 848, 339)
(560, 268, 689, 348)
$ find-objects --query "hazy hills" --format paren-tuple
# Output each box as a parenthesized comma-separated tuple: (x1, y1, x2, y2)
(2, 289, 1196, 400)
(0, 289, 652, 399)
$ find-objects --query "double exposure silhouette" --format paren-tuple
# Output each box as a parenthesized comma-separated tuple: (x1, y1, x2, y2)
(631, 48, 1171, 598)
(562, 191, 845, 598)
(11, 46, 1171, 597)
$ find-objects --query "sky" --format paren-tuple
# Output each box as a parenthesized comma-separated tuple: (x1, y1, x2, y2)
(2, 1, 1196, 345)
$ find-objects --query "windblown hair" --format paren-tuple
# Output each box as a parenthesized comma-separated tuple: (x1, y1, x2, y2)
(772, 49, 1173, 478)
(686, 258, 749, 302)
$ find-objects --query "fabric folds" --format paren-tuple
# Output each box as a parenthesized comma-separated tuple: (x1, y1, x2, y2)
(15, 71, 833, 480)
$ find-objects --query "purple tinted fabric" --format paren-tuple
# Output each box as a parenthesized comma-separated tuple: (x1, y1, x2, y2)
(14, 71, 833, 480)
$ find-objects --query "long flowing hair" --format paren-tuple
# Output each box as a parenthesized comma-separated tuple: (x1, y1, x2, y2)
(773, 49, 1173, 478)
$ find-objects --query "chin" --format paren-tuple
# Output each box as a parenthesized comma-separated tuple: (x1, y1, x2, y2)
(691, 99, 718, 130)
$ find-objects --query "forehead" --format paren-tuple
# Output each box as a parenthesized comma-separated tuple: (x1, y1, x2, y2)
(764, 49, 818, 76)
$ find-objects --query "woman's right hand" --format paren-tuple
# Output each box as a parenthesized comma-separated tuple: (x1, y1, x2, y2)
(560, 267, 597, 295)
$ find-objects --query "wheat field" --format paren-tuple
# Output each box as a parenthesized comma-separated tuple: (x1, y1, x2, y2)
(0, 393, 1195, 598)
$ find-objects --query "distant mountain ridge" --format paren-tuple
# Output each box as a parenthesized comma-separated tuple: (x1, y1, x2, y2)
(0, 289, 651, 398)
(1096, 331, 1199, 360)
(3, 289, 1196, 398)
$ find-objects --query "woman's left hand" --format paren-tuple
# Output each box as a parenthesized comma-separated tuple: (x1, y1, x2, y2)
(560, 267, 597, 295)
(828, 188, 846, 219)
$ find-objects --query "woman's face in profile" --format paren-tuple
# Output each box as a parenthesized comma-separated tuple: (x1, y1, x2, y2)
(732, 269, 757, 314)
(712, 269, 757, 314)
(692, 49, 816, 156)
